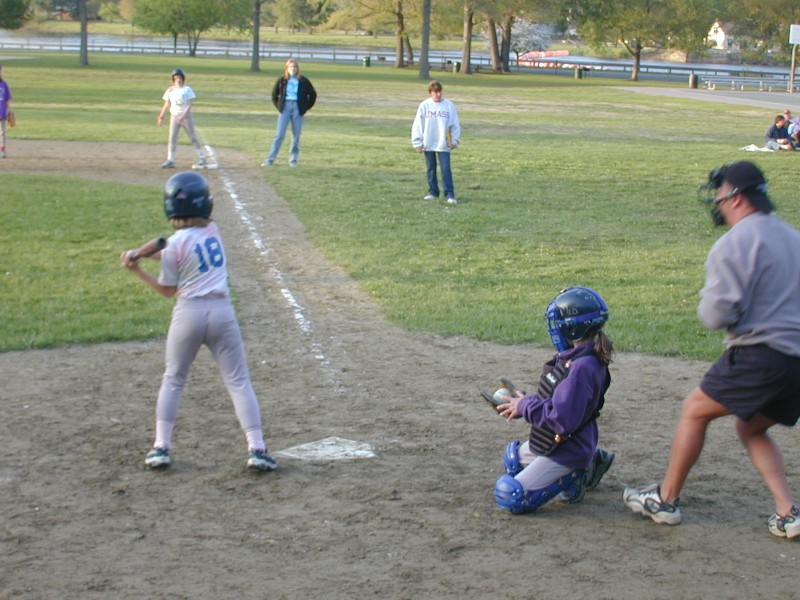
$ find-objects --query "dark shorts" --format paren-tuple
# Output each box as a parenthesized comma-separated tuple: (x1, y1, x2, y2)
(700, 344, 800, 426)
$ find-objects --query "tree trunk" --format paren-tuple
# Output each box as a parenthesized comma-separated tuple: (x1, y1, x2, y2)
(79, 0, 88, 66)
(461, 3, 473, 74)
(631, 42, 642, 81)
(485, 17, 501, 73)
(418, 0, 431, 80)
(394, 0, 405, 68)
(250, 0, 262, 72)
(499, 15, 513, 73)
(404, 34, 414, 67)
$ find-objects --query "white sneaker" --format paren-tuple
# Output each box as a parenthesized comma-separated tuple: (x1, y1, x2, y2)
(145, 447, 171, 468)
(423, 194, 436, 201)
(446, 197, 458, 204)
(247, 449, 278, 471)
(162, 160, 175, 169)
(197, 157, 207, 166)
(769, 505, 800, 538)
(623, 484, 682, 525)
(261, 160, 273, 167)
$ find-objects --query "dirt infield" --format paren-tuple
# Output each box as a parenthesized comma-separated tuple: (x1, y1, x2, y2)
(1, 140, 799, 599)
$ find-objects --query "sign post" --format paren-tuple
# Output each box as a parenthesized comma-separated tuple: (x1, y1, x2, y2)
(789, 25, 800, 92)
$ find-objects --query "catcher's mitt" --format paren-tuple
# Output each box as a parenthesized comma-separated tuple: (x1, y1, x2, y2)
(480, 378, 527, 410)
(7, 110, 15, 128)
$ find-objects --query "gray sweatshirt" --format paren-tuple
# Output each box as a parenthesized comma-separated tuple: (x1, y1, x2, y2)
(699, 212, 800, 357)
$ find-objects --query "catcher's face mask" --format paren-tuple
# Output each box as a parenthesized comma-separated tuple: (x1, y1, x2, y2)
(699, 166, 729, 227)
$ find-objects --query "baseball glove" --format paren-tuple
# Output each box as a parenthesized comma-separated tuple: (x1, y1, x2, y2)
(7, 110, 15, 128)
(480, 378, 527, 409)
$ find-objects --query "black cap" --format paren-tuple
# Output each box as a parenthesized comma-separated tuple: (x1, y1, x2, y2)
(721, 161, 775, 213)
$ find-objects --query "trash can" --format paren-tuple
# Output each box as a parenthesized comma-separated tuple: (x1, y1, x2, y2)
(689, 73, 698, 89)
(574, 67, 583, 79)
(363, 57, 371, 67)
(453, 61, 461, 73)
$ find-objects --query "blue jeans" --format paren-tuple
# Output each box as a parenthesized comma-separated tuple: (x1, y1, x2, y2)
(266, 100, 303, 164)
(424, 151, 454, 198)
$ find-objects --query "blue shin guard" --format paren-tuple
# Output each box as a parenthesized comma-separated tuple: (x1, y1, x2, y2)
(503, 440, 523, 476)
(494, 469, 586, 514)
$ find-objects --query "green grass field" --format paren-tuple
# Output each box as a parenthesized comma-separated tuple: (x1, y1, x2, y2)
(2, 52, 796, 358)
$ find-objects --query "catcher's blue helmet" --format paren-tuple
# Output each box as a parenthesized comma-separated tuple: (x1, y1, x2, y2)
(545, 286, 609, 352)
(164, 171, 213, 219)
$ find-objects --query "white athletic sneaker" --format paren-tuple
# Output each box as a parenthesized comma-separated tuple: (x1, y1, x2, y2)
(261, 160, 273, 168)
(145, 447, 171, 468)
(423, 194, 436, 201)
(247, 449, 278, 472)
(446, 197, 458, 204)
(162, 160, 175, 169)
(768, 505, 800, 539)
(623, 484, 682, 525)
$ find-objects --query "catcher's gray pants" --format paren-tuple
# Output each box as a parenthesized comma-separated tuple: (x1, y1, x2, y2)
(167, 112, 205, 162)
(153, 295, 263, 449)
(515, 440, 576, 490)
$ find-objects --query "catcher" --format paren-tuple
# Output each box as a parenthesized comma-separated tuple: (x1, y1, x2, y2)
(493, 286, 615, 514)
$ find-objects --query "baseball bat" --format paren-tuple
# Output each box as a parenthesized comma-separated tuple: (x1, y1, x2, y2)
(127, 236, 167, 262)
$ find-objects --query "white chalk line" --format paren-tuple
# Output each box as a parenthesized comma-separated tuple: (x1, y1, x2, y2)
(204, 144, 333, 373)
(195, 144, 371, 459)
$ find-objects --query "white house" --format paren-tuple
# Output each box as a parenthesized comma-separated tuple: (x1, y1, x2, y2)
(707, 19, 735, 50)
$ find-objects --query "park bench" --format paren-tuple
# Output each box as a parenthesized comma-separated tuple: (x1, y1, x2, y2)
(700, 75, 800, 92)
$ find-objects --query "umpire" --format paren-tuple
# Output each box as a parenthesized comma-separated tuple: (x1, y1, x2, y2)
(623, 161, 800, 539)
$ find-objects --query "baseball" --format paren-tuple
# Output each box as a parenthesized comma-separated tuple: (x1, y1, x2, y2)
(493, 387, 513, 403)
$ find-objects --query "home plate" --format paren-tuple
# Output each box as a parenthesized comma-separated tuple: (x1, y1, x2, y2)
(275, 436, 378, 461)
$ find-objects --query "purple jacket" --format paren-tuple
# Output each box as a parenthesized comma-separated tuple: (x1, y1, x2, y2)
(0, 80, 10, 120)
(517, 343, 609, 469)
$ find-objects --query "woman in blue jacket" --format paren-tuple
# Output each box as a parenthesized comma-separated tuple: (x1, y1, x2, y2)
(262, 59, 317, 168)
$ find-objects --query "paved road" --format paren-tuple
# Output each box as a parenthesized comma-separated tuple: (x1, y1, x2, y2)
(616, 86, 800, 111)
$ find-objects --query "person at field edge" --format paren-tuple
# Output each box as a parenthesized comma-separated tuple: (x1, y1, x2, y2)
(120, 171, 277, 472)
(157, 68, 208, 169)
(411, 80, 461, 204)
(764, 114, 795, 151)
(624, 161, 800, 540)
(261, 58, 317, 168)
(493, 286, 616, 514)
(0, 64, 12, 158)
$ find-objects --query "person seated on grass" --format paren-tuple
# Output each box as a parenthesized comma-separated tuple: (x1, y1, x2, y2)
(764, 115, 796, 151)
(784, 109, 800, 145)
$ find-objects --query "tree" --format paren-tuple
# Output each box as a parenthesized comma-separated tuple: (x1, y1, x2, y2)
(98, 2, 122, 22)
(418, 0, 431, 79)
(79, 0, 88, 66)
(250, 0, 268, 72)
(737, 0, 800, 58)
(461, 1, 475, 74)
(134, 0, 181, 51)
(0, 0, 34, 28)
(325, 0, 420, 68)
(566, 0, 715, 80)
(134, 0, 226, 56)
(273, 0, 312, 31)
(484, 15, 502, 72)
